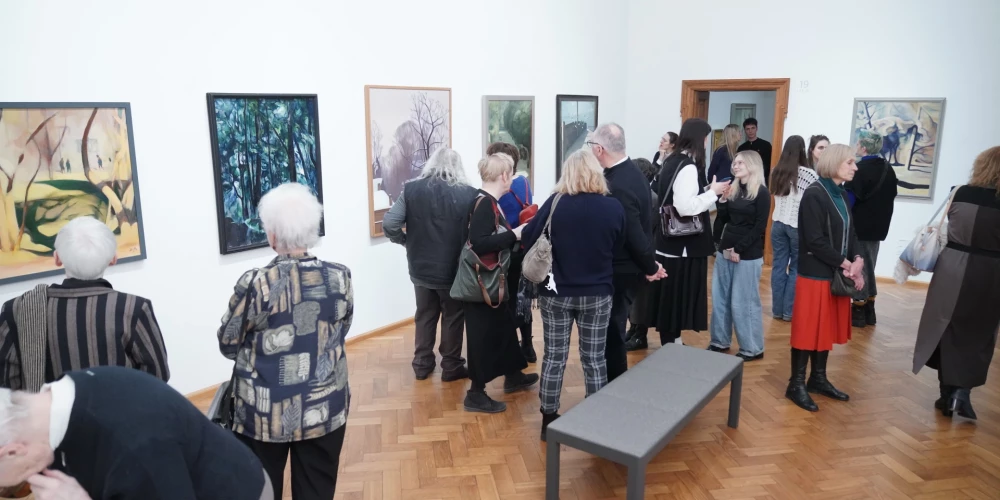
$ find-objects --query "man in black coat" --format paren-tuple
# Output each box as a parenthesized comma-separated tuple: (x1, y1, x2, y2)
(588, 123, 666, 381)
(737, 118, 772, 181)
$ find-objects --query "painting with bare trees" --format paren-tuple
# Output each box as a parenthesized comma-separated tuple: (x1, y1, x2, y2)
(0, 103, 146, 285)
(207, 94, 324, 254)
(365, 86, 451, 237)
(850, 98, 946, 199)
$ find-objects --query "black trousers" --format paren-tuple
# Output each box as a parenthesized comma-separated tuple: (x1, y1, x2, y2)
(413, 285, 466, 377)
(607, 273, 640, 382)
(235, 424, 347, 500)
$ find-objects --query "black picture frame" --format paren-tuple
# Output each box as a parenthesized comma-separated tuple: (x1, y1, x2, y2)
(0, 101, 147, 286)
(555, 94, 599, 180)
(206, 93, 325, 254)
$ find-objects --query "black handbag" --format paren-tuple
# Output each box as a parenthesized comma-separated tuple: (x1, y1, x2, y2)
(659, 157, 705, 238)
(209, 269, 258, 429)
(450, 196, 511, 308)
(823, 206, 856, 297)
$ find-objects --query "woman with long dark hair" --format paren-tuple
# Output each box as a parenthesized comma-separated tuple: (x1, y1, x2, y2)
(807, 135, 830, 169)
(653, 131, 679, 167)
(626, 119, 730, 350)
(769, 136, 819, 321)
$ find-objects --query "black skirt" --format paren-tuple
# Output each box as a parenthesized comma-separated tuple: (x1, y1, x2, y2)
(629, 279, 657, 326)
(464, 298, 527, 386)
(651, 255, 709, 341)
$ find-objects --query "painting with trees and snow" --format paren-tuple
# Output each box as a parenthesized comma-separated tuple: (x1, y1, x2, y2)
(0, 103, 146, 285)
(850, 98, 945, 199)
(483, 96, 534, 186)
(365, 86, 451, 237)
(207, 94, 324, 254)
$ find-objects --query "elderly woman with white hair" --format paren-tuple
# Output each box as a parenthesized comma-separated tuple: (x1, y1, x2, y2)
(217, 182, 352, 500)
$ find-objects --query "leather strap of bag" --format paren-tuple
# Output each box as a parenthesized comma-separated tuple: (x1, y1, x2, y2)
(660, 156, 692, 209)
(860, 161, 891, 202)
(541, 194, 563, 238)
(934, 186, 960, 228)
(510, 182, 533, 209)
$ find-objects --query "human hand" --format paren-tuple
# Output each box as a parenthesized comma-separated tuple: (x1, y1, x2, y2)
(728, 250, 740, 263)
(512, 225, 524, 241)
(28, 470, 91, 500)
(853, 274, 865, 291)
(850, 258, 864, 278)
(709, 176, 732, 196)
(646, 262, 667, 281)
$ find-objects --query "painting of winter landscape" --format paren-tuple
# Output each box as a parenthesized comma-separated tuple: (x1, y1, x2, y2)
(0, 103, 146, 285)
(365, 86, 451, 237)
(850, 98, 946, 199)
(483, 96, 533, 183)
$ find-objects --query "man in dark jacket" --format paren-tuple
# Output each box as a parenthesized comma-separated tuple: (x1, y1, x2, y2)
(845, 129, 897, 327)
(383, 148, 478, 381)
(588, 124, 666, 381)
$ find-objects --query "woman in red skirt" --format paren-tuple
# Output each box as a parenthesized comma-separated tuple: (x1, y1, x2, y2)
(788, 144, 866, 412)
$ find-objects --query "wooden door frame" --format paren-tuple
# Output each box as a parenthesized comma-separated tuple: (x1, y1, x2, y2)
(679, 78, 790, 265)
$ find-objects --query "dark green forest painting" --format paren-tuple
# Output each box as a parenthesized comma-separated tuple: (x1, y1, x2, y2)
(208, 94, 324, 254)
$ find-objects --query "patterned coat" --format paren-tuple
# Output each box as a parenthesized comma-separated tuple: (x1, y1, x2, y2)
(218, 253, 353, 443)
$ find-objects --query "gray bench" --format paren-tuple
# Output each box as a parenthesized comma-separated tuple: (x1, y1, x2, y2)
(544, 344, 744, 500)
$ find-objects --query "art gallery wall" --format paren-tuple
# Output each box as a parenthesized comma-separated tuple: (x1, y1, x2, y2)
(0, 0, 630, 394)
(625, 0, 1000, 282)
(706, 91, 777, 144)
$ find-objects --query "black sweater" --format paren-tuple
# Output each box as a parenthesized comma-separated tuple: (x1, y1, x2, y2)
(715, 183, 771, 260)
(797, 182, 860, 281)
(845, 155, 897, 241)
(53, 367, 266, 500)
(604, 158, 658, 276)
(467, 191, 517, 257)
(521, 193, 625, 297)
(738, 139, 772, 180)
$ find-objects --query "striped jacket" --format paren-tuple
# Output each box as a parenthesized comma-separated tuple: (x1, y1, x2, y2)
(0, 279, 170, 390)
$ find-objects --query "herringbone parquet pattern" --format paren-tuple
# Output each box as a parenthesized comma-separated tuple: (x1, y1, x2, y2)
(193, 273, 1000, 499)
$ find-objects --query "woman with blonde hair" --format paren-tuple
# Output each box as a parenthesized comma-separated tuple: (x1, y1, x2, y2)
(786, 144, 865, 412)
(707, 124, 742, 182)
(708, 151, 770, 361)
(913, 146, 1000, 420)
(521, 148, 625, 440)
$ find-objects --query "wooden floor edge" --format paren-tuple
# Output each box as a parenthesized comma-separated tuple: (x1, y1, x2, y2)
(184, 316, 415, 400)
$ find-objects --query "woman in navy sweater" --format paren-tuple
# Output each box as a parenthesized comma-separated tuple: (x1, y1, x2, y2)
(521, 149, 625, 441)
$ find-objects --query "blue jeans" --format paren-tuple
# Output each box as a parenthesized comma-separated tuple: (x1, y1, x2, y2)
(770, 221, 799, 321)
(710, 254, 764, 356)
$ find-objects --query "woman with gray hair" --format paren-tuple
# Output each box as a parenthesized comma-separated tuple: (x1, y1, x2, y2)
(217, 182, 352, 499)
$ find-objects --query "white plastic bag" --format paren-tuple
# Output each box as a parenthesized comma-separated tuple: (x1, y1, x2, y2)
(895, 187, 957, 283)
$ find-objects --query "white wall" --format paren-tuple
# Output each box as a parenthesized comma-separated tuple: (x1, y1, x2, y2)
(707, 91, 776, 144)
(626, 0, 1000, 282)
(0, 0, 629, 394)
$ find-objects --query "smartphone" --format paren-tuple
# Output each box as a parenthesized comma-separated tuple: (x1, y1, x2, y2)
(718, 177, 733, 183)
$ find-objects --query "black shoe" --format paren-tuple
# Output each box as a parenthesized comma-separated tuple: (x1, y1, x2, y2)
(540, 411, 560, 442)
(736, 352, 764, 362)
(865, 301, 876, 326)
(415, 368, 434, 381)
(936, 384, 957, 412)
(464, 391, 506, 413)
(503, 372, 540, 394)
(707, 345, 729, 353)
(806, 351, 850, 401)
(625, 333, 648, 351)
(852, 304, 867, 328)
(442, 366, 469, 382)
(786, 348, 819, 412)
(947, 388, 977, 420)
(521, 338, 537, 364)
(625, 323, 638, 342)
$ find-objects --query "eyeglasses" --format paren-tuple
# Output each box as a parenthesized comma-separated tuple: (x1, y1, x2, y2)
(585, 141, 602, 148)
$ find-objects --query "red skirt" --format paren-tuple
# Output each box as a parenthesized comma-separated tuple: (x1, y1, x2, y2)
(790, 276, 851, 351)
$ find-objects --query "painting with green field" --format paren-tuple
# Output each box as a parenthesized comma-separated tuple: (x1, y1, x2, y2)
(0, 103, 146, 285)
(483, 96, 534, 182)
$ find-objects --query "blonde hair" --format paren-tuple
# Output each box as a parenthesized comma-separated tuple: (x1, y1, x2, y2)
(969, 146, 1000, 194)
(725, 151, 765, 201)
(722, 124, 742, 161)
(554, 149, 609, 195)
(477, 153, 514, 183)
(815, 144, 854, 180)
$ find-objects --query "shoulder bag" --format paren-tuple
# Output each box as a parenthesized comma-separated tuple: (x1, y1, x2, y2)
(896, 186, 958, 281)
(511, 181, 538, 225)
(659, 157, 705, 237)
(209, 269, 259, 429)
(450, 196, 511, 308)
(521, 194, 563, 284)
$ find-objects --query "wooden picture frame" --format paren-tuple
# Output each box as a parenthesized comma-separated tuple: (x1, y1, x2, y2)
(206, 93, 325, 254)
(365, 85, 452, 238)
(555, 94, 599, 181)
(482, 95, 534, 190)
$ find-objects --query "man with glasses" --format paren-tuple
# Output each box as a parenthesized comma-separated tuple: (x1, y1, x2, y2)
(588, 124, 666, 382)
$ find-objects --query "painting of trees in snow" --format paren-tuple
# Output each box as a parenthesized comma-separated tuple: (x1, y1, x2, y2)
(365, 86, 451, 237)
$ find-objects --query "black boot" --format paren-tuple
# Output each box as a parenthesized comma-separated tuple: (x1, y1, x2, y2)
(852, 303, 867, 328)
(865, 299, 876, 326)
(625, 328, 648, 351)
(521, 337, 537, 364)
(464, 390, 506, 413)
(947, 388, 977, 420)
(807, 351, 850, 401)
(786, 348, 818, 412)
(936, 384, 957, 412)
(503, 371, 539, 394)
(540, 411, 560, 441)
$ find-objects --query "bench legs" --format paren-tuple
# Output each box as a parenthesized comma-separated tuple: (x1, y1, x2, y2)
(728, 367, 743, 429)
(545, 438, 560, 499)
(626, 461, 647, 500)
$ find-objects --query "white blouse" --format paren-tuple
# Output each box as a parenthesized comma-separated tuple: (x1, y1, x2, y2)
(772, 166, 820, 228)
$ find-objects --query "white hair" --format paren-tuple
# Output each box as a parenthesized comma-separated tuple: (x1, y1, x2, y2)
(54, 217, 117, 280)
(594, 123, 627, 154)
(0, 389, 27, 446)
(258, 183, 324, 250)
(418, 147, 469, 187)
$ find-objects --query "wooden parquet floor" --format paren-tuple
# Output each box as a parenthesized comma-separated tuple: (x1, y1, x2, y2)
(193, 272, 1000, 499)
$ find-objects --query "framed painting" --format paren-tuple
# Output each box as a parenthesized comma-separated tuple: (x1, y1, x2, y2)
(482, 95, 534, 187)
(849, 98, 946, 199)
(207, 93, 325, 254)
(365, 85, 452, 237)
(0, 102, 146, 286)
(555, 94, 598, 180)
(711, 129, 725, 154)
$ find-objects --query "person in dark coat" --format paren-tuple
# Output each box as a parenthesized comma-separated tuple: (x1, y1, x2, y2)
(913, 146, 1000, 420)
(737, 118, 772, 180)
(460, 153, 539, 413)
(383, 148, 479, 382)
(626, 157, 660, 344)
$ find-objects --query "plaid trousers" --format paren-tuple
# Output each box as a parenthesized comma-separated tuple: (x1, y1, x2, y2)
(538, 295, 613, 414)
